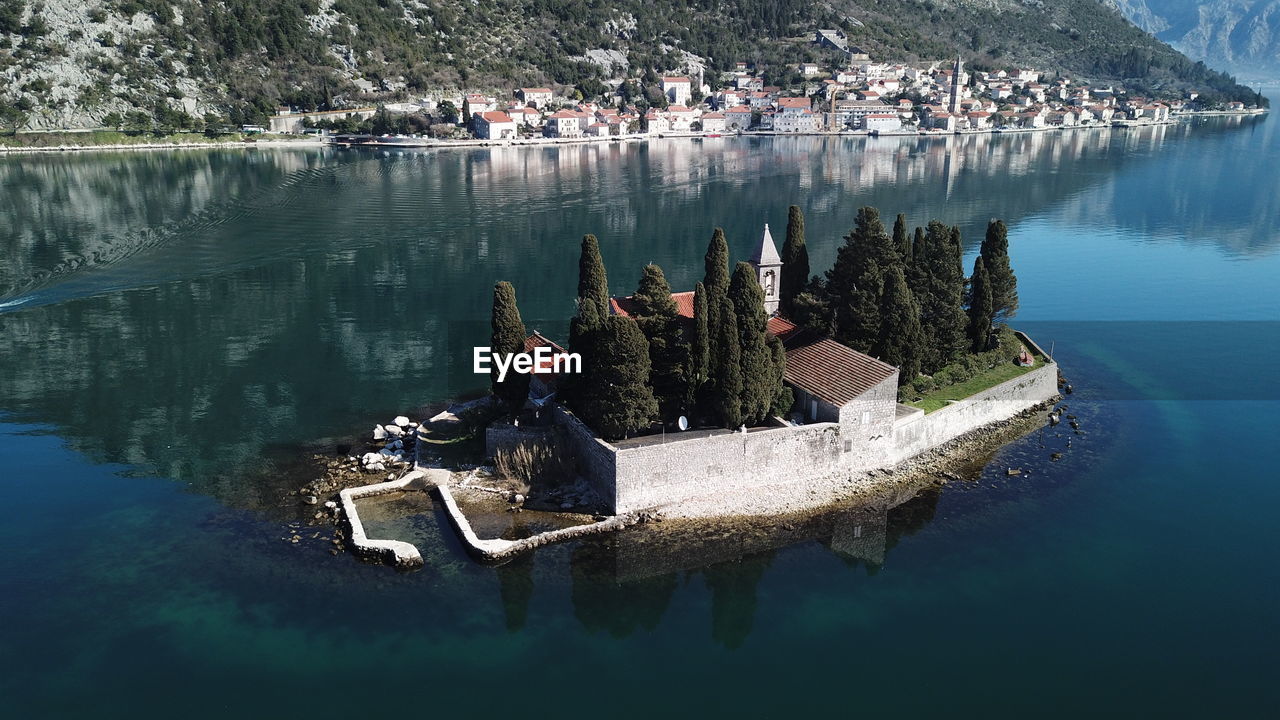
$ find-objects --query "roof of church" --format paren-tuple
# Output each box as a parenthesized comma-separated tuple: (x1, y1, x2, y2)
(522, 332, 567, 376)
(783, 337, 898, 406)
(610, 292, 797, 341)
(750, 224, 783, 267)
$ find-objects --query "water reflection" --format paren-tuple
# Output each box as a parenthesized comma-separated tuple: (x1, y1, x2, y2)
(557, 481, 941, 645)
(0, 115, 1272, 511)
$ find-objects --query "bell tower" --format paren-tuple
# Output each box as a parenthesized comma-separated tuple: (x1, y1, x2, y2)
(750, 223, 784, 315)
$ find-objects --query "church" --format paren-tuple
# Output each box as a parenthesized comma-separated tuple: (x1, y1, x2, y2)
(606, 224, 901, 430)
(499, 222, 1059, 515)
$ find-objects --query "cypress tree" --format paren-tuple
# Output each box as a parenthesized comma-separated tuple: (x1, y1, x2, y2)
(779, 205, 809, 315)
(730, 262, 772, 425)
(873, 266, 924, 385)
(632, 264, 679, 318)
(916, 221, 969, 372)
(563, 299, 599, 411)
(630, 264, 689, 423)
(577, 233, 609, 310)
(907, 226, 927, 294)
(703, 227, 731, 301)
(967, 256, 994, 353)
(690, 282, 711, 412)
(712, 299, 743, 429)
(579, 316, 659, 440)
(490, 281, 531, 414)
(826, 207, 897, 352)
(893, 213, 911, 265)
(980, 219, 1019, 321)
(767, 335, 794, 417)
(702, 227, 731, 383)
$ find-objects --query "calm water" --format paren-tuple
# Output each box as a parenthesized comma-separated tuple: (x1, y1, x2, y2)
(2, 107, 1279, 717)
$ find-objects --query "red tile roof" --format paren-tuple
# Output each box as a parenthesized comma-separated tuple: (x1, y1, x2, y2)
(783, 338, 897, 406)
(477, 111, 513, 123)
(522, 332, 567, 375)
(610, 291, 696, 319)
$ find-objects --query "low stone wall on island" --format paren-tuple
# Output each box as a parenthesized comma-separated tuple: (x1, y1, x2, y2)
(485, 334, 1060, 516)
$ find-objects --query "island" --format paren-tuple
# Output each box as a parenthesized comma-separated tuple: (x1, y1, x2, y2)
(335, 206, 1063, 567)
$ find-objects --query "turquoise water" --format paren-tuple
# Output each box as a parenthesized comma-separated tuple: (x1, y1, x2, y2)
(2, 109, 1278, 717)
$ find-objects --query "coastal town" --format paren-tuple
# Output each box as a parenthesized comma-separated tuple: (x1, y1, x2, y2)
(265, 29, 1266, 144)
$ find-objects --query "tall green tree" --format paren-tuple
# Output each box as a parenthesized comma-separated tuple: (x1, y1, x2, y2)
(730, 262, 773, 425)
(712, 299, 743, 430)
(703, 227, 731, 301)
(873, 266, 924, 384)
(907, 226, 927, 293)
(490, 281, 531, 414)
(967, 256, 994, 353)
(577, 233, 609, 310)
(702, 227, 731, 382)
(779, 205, 809, 316)
(578, 316, 659, 440)
(892, 213, 911, 265)
(916, 221, 969, 372)
(980, 219, 1019, 321)
(690, 282, 712, 412)
(630, 264, 690, 423)
(826, 206, 898, 352)
(766, 335, 794, 416)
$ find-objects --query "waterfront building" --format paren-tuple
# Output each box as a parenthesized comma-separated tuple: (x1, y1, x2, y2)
(472, 111, 517, 140)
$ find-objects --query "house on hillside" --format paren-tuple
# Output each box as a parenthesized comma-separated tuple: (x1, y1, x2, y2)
(472, 111, 517, 139)
(517, 88, 554, 108)
(662, 76, 692, 105)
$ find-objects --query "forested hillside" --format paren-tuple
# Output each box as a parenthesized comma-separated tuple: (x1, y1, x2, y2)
(0, 0, 1261, 131)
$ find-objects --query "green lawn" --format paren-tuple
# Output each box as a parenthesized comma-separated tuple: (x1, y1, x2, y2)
(906, 351, 1042, 413)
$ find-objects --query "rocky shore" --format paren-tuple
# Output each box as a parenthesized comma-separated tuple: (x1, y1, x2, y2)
(286, 374, 1081, 567)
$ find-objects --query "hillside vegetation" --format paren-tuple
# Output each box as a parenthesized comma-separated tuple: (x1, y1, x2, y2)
(0, 0, 1262, 131)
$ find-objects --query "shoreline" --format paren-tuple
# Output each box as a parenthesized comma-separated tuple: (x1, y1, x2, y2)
(2, 108, 1264, 157)
(0, 137, 325, 155)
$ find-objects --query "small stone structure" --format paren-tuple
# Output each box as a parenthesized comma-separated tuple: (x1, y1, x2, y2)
(433, 484, 639, 561)
(339, 469, 449, 568)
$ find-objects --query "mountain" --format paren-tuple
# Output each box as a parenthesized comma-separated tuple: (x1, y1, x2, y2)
(0, 0, 1263, 131)
(1107, 1, 1280, 80)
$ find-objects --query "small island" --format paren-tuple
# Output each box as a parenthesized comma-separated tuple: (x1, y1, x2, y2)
(338, 205, 1062, 567)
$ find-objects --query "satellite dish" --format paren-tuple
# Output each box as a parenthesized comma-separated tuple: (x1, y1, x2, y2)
(676, 416, 689, 431)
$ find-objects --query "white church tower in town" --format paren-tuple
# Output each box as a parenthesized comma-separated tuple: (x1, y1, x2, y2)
(750, 223, 784, 315)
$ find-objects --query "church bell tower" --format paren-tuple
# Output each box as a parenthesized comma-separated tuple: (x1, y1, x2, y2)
(751, 224, 784, 315)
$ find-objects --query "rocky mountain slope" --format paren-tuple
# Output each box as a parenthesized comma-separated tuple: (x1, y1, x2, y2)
(1107, 0, 1280, 79)
(0, 0, 1262, 131)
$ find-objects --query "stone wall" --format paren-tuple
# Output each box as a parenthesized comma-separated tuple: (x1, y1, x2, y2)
(484, 421, 553, 459)
(609, 422, 846, 514)
(548, 404, 619, 509)
(545, 350, 1059, 515)
(836, 374, 900, 470)
(889, 360, 1059, 465)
